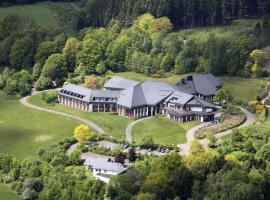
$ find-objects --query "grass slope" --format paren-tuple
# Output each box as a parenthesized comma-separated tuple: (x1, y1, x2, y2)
(28, 93, 132, 139)
(219, 76, 267, 100)
(0, 92, 79, 160)
(0, 184, 20, 200)
(0, 3, 59, 28)
(132, 116, 199, 145)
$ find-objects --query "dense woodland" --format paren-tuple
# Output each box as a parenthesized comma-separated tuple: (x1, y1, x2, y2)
(1, 12, 270, 98)
(1, 0, 270, 29)
(79, 0, 270, 29)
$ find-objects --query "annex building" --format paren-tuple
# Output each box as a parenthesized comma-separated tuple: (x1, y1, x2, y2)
(58, 74, 221, 122)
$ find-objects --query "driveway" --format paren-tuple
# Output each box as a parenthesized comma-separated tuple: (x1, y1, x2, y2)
(178, 107, 255, 155)
(19, 90, 105, 134)
(125, 116, 154, 143)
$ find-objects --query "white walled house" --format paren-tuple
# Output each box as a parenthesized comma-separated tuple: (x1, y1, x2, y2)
(84, 158, 126, 183)
(58, 74, 220, 122)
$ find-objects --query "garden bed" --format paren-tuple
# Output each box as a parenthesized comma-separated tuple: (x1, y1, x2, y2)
(195, 112, 246, 139)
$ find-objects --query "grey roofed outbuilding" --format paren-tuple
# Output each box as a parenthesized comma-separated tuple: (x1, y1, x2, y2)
(84, 158, 126, 174)
(104, 76, 140, 90)
(117, 81, 178, 108)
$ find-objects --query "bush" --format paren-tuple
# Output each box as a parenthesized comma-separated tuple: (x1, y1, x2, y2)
(41, 91, 58, 104)
(34, 77, 53, 91)
(194, 131, 207, 139)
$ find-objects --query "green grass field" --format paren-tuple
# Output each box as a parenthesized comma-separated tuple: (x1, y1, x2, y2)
(132, 116, 199, 145)
(219, 76, 267, 100)
(0, 184, 20, 200)
(0, 3, 59, 28)
(113, 72, 186, 84)
(0, 92, 79, 160)
(28, 93, 132, 139)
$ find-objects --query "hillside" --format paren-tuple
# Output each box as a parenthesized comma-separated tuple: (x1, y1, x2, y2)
(0, 2, 79, 33)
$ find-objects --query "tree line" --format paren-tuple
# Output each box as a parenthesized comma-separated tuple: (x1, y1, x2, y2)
(78, 0, 270, 29)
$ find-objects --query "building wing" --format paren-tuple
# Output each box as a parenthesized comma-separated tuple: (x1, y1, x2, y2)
(104, 76, 140, 90)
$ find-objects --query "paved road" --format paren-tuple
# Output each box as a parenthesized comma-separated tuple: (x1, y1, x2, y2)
(125, 116, 154, 143)
(178, 107, 255, 155)
(19, 91, 105, 134)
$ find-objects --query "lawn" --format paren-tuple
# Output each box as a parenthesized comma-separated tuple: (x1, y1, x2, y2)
(28, 93, 132, 139)
(0, 2, 79, 33)
(219, 76, 267, 100)
(0, 3, 59, 28)
(0, 184, 20, 200)
(0, 92, 79, 160)
(132, 116, 200, 145)
(113, 72, 186, 84)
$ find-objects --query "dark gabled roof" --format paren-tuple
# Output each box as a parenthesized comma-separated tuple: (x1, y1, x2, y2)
(192, 74, 218, 96)
(117, 81, 176, 108)
(177, 73, 221, 96)
(186, 96, 217, 108)
(176, 79, 196, 94)
(104, 76, 140, 90)
(165, 91, 194, 105)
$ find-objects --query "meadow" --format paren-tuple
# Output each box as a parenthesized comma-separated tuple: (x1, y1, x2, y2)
(132, 116, 199, 145)
(0, 2, 78, 33)
(0, 3, 59, 28)
(0, 184, 20, 200)
(0, 92, 79, 160)
(28, 93, 132, 139)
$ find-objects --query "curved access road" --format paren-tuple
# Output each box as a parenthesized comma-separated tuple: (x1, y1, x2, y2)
(19, 91, 105, 134)
(125, 116, 154, 143)
(178, 107, 255, 155)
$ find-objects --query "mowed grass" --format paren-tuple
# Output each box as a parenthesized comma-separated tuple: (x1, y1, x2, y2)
(219, 76, 267, 100)
(113, 72, 186, 84)
(0, 184, 20, 200)
(0, 92, 79, 160)
(28, 93, 132, 139)
(0, 3, 59, 28)
(133, 116, 200, 145)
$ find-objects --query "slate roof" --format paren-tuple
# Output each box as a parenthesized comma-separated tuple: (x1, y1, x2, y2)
(165, 91, 194, 105)
(117, 81, 177, 108)
(59, 84, 119, 103)
(104, 76, 140, 90)
(84, 158, 126, 174)
(59, 84, 92, 102)
(186, 96, 217, 108)
(177, 73, 221, 96)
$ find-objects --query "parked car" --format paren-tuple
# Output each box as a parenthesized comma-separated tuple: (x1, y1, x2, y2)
(161, 148, 165, 153)
(165, 149, 170, 153)
(147, 148, 152, 152)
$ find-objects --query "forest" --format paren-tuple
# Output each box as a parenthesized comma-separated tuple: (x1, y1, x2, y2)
(1, 12, 270, 98)
(1, 0, 270, 29)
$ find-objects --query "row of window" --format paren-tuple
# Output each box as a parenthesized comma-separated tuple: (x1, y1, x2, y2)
(60, 90, 85, 99)
(92, 97, 117, 102)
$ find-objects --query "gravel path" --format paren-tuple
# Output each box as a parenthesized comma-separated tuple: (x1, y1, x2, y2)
(19, 91, 105, 134)
(178, 107, 255, 155)
(125, 117, 154, 143)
